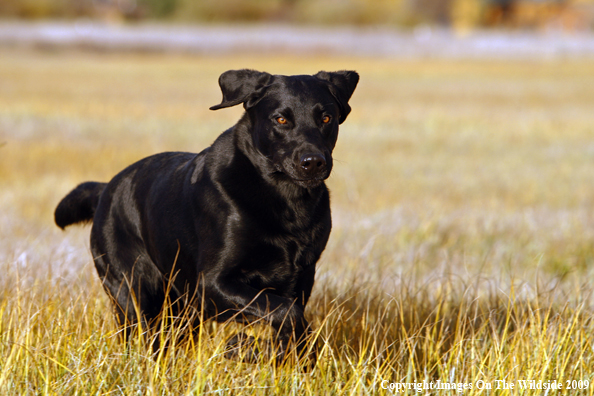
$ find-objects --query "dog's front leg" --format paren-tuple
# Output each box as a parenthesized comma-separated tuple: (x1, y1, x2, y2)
(207, 278, 310, 362)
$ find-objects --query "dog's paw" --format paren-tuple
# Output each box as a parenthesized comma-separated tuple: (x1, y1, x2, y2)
(224, 332, 269, 363)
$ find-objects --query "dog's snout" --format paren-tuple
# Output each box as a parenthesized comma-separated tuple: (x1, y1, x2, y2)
(300, 153, 327, 176)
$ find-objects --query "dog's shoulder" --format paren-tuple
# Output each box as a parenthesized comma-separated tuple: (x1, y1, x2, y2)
(190, 148, 211, 184)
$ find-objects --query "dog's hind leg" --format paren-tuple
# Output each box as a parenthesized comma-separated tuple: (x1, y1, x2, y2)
(91, 247, 169, 346)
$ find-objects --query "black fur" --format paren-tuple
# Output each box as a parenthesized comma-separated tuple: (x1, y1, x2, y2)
(55, 69, 359, 364)
(54, 181, 106, 229)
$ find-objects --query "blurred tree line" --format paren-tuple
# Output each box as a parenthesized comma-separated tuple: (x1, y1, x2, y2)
(0, 0, 592, 30)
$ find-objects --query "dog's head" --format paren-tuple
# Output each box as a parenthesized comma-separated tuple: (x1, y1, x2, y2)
(210, 69, 359, 188)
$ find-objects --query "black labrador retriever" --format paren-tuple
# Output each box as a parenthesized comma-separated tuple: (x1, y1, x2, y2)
(55, 69, 358, 363)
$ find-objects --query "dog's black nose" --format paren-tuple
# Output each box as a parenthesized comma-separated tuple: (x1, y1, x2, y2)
(300, 153, 327, 177)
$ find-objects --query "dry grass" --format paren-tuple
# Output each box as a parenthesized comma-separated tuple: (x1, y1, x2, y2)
(1, 47, 594, 394)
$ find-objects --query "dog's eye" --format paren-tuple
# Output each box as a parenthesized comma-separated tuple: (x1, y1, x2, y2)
(322, 115, 331, 124)
(276, 117, 288, 125)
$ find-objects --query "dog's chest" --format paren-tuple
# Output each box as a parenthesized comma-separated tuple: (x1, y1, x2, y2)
(238, 232, 316, 290)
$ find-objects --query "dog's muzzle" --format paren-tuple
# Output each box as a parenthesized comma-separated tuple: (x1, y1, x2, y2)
(299, 153, 327, 179)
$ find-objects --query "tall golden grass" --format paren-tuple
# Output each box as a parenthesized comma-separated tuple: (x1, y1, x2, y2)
(1, 48, 594, 394)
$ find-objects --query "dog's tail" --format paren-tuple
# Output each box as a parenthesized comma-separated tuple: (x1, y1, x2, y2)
(55, 181, 107, 230)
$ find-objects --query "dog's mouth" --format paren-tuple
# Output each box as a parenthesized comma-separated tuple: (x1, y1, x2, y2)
(272, 165, 327, 189)
(292, 178, 325, 188)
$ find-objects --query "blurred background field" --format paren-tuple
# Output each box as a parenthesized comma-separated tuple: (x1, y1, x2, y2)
(2, 49, 593, 282)
(1, 2, 594, 392)
(1, 0, 594, 31)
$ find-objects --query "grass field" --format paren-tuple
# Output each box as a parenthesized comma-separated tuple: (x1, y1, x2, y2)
(1, 47, 594, 394)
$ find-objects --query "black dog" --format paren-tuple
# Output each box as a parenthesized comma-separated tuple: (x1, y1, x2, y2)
(55, 69, 358, 363)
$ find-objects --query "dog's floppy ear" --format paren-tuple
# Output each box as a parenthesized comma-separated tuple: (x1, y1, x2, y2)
(315, 70, 359, 124)
(210, 69, 273, 111)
